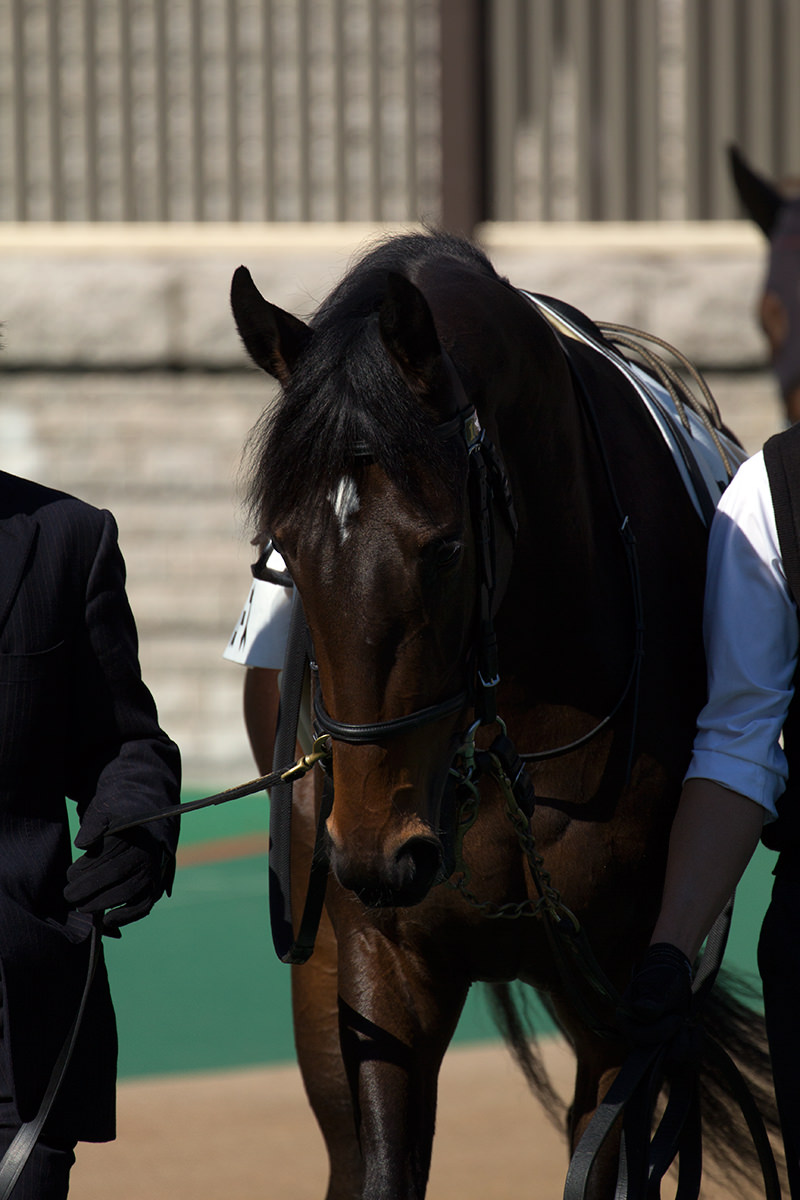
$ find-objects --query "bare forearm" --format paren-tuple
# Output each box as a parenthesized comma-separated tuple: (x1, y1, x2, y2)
(650, 777, 765, 961)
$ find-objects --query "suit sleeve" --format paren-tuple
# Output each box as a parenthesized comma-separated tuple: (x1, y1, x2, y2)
(66, 509, 181, 878)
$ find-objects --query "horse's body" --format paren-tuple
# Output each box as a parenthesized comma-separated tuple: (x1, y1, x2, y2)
(232, 232, 775, 1199)
(730, 143, 800, 423)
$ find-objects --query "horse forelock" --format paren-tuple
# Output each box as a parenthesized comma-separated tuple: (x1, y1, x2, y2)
(247, 231, 499, 540)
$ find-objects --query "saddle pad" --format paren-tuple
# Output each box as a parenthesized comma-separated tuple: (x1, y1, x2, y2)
(521, 291, 747, 526)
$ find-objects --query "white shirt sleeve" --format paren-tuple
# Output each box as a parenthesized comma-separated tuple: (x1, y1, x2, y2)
(223, 550, 294, 670)
(685, 450, 797, 819)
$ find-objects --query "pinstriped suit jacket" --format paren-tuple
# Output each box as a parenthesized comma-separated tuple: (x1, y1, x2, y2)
(0, 470, 180, 1143)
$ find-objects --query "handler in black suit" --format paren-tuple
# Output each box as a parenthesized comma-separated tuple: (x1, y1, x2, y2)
(0, 469, 181, 1198)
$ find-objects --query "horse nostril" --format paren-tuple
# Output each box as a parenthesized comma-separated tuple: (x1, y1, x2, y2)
(329, 834, 445, 908)
(391, 836, 443, 903)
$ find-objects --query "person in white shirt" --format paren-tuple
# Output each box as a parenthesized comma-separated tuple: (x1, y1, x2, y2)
(621, 436, 800, 1196)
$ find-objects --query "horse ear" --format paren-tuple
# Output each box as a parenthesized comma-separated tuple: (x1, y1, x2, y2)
(378, 272, 446, 404)
(230, 266, 312, 384)
(728, 144, 783, 237)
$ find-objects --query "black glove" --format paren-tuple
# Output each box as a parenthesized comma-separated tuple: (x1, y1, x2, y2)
(616, 942, 693, 1046)
(64, 828, 171, 937)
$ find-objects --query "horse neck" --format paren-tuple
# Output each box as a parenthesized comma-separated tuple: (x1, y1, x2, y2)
(423, 271, 623, 620)
(477, 317, 633, 686)
(475, 311, 617, 570)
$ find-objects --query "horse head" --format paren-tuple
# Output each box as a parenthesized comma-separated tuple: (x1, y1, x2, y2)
(232, 252, 514, 908)
(729, 143, 800, 423)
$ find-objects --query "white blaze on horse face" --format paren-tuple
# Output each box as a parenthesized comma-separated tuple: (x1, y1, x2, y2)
(328, 475, 360, 540)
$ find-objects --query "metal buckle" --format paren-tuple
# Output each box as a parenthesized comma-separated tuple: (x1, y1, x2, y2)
(463, 409, 483, 450)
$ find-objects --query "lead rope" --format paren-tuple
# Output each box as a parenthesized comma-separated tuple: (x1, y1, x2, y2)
(0, 919, 101, 1198)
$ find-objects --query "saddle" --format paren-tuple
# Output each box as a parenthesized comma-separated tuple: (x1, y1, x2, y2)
(522, 291, 747, 527)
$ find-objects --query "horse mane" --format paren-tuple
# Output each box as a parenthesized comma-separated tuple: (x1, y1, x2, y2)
(245, 230, 505, 539)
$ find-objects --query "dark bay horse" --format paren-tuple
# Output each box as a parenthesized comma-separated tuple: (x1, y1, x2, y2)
(232, 231, 777, 1199)
(730, 143, 800, 423)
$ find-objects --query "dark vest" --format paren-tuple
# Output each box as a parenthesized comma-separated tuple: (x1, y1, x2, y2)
(763, 423, 800, 853)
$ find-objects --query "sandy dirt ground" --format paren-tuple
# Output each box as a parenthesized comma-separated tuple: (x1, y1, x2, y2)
(70, 1041, 571, 1199)
(70, 1038, 761, 1200)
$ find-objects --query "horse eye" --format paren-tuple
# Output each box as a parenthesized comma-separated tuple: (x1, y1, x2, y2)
(435, 540, 464, 569)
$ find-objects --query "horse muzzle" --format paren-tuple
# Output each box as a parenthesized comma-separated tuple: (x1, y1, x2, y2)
(328, 828, 444, 909)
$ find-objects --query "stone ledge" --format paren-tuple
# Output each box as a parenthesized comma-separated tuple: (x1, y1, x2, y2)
(477, 220, 762, 253)
(0, 221, 771, 370)
(0, 220, 762, 254)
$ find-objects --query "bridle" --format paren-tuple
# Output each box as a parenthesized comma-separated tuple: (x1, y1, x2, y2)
(311, 366, 518, 746)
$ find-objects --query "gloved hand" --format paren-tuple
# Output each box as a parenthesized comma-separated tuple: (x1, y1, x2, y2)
(64, 827, 171, 937)
(616, 942, 693, 1046)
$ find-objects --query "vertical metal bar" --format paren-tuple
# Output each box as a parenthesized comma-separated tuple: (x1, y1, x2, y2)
(683, 0, 710, 217)
(743, 0, 774, 178)
(568, 0, 595, 219)
(531, 0, 553, 220)
(191, 0, 204, 220)
(404, 0, 417, 220)
(706, 0, 738, 217)
(487, 0, 516, 221)
(154, 0, 170, 219)
(260, 0, 274, 220)
(368, 0, 382, 220)
(781, 0, 800, 174)
(633, 0, 658, 219)
(226, 0, 240, 220)
(47, 0, 63, 219)
(601, 0, 628, 219)
(0, 4, 9, 218)
(84, 0, 99, 220)
(11, 0, 27, 220)
(333, 0, 347, 219)
(119, 0, 135, 219)
(440, 0, 486, 232)
(298, 0, 312, 220)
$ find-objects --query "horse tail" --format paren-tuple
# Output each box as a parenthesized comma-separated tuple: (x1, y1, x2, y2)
(485, 981, 567, 1130)
(488, 973, 785, 1193)
(697, 970, 786, 1192)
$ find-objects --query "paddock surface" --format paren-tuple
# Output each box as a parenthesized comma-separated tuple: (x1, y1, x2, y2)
(70, 1038, 753, 1200)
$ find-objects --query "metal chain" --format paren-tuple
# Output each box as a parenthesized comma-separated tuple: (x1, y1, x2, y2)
(445, 743, 579, 930)
(445, 735, 625, 1038)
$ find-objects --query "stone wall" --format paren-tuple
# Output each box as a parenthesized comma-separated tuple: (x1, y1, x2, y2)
(0, 220, 772, 369)
(0, 222, 784, 788)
